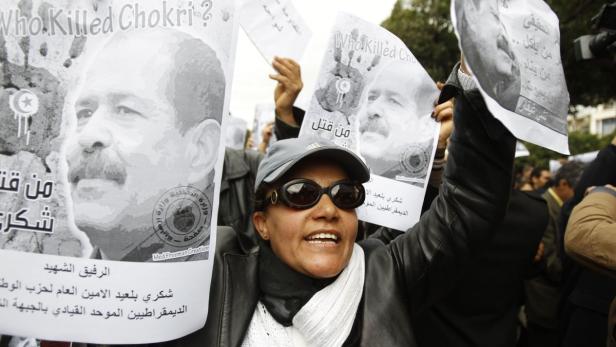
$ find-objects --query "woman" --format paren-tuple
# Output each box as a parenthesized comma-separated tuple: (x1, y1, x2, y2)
(164, 63, 517, 347)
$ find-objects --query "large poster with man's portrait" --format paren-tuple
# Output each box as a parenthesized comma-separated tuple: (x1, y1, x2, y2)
(0, 0, 238, 343)
(452, 0, 570, 154)
(299, 13, 440, 231)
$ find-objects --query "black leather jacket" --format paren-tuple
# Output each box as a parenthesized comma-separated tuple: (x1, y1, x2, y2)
(217, 147, 262, 253)
(159, 66, 517, 346)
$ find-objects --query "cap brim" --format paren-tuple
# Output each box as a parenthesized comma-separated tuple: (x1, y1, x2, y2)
(263, 146, 370, 185)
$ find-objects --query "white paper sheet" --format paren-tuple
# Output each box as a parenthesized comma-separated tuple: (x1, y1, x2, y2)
(452, 0, 570, 154)
(515, 142, 530, 158)
(239, 0, 312, 63)
(0, 0, 239, 343)
(299, 12, 440, 231)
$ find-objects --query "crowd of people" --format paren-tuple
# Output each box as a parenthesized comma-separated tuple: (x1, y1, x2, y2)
(2, 17, 615, 347)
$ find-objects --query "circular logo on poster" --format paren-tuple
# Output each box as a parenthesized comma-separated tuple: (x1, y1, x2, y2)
(152, 186, 212, 247)
(336, 78, 352, 95)
(10, 89, 40, 115)
(400, 143, 430, 177)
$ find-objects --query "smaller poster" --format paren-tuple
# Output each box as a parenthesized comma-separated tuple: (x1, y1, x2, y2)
(239, 0, 312, 63)
(452, 0, 570, 154)
(300, 13, 440, 231)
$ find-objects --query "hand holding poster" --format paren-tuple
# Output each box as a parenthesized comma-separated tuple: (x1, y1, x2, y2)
(452, 0, 570, 154)
(0, 0, 238, 343)
(239, 0, 312, 63)
(300, 13, 440, 231)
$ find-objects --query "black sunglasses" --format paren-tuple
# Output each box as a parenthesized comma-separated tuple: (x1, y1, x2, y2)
(263, 179, 365, 210)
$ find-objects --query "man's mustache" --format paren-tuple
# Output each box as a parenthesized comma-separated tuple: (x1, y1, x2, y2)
(359, 116, 389, 137)
(68, 150, 127, 185)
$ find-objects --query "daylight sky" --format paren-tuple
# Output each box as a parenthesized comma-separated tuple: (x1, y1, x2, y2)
(229, 0, 398, 126)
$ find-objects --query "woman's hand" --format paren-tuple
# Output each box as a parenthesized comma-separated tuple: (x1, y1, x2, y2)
(270, 57, 303, 126)
(433, 82, 454, 149)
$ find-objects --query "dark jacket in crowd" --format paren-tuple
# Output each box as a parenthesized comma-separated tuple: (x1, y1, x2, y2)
(218, 147, 262, 252)
(610, 297, 616, 347)
(150, 65, 517, 347)
(414, 190, 547, 347)
(524, 188, 563, 333)
(558, 144, 616, 347)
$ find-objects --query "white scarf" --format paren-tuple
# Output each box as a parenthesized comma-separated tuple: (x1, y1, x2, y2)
(242, 244, 365, 347)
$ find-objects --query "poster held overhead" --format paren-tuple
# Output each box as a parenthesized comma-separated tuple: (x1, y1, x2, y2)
(239, 0, 312, 63)
(452, 0, 570, 154)
(300, 12, 440, 231)
(515, 142, 530, 158)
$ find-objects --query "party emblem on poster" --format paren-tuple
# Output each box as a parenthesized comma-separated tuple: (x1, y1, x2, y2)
(9, 89, 40, 145)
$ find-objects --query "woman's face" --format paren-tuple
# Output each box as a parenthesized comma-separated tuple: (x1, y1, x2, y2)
(253, 159, 359, 279)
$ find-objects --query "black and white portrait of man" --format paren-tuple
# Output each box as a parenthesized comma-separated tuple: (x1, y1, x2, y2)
(64, 28, 226, 262)
(456, 0, 521, 112)
(358, 59, 436, 185)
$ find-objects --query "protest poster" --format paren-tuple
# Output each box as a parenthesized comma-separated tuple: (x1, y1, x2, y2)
(549, 159, 562, 174)
(569, 150, 599, 163)
(452, 0, 570, 154)
(0, 0, 238, 343)
(549, 150, 598, 174)
(515, 142, 530, 158)
(225, 116, 248, 150)
(300, 12, 440, 231)
(239, 0, 311, 63)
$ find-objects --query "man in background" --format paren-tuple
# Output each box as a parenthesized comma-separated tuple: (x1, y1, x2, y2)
(525, 161, 584, 346)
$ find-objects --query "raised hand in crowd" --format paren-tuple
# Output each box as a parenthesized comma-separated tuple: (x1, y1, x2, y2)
(269, 57, 303, 126)
(434, 82, 454, 150)
(257, 121, 275, 154)
(424, 82, 454, 189)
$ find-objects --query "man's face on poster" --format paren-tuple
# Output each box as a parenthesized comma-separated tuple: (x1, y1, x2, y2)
(358, 62, 421, 163)
(459, 0, 520, 108)
(64, 32, 221, 259)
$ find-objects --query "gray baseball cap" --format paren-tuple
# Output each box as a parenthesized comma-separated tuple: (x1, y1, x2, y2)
(255, 136, 370, 191)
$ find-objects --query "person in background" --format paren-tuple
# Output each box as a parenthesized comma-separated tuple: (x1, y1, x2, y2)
(244, 129, 254, 150)
(611, 297, 616, 347)
(565, 184, 616, 277)
(257, 121, 275, 154)
(524, 161, 584, 347)
(557, 136, 616, 347)
(530, 166, 552, 193)
(565, 184, 616, 347)
(514, 163, 534, 191)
